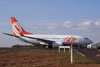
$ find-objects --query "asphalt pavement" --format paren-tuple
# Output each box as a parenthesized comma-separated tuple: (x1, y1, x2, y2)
(75, 48, 100, 63)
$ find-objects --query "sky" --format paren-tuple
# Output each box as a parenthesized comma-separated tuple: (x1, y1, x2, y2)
(0, 0, 100, 47)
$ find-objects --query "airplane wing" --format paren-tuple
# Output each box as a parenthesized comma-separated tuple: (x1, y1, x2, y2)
(3, 33, 54, 43)
(23, 35, 54, 43)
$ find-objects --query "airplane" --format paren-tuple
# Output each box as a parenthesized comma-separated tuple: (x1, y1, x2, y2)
(3, 17, 93, 48)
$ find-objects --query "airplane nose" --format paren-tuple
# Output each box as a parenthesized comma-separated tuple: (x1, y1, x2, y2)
(89, 40, 93, 43)
(87, 39, 93, 44)
(84, 38, 93, 44)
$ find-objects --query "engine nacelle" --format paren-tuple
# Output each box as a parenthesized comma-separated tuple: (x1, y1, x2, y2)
(52, 42, 63, 46)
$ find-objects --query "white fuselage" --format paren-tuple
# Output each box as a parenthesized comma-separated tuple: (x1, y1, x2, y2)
(18, 34, 93, 46)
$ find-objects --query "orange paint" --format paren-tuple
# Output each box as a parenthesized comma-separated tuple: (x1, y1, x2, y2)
(66, 36, 73, 43)
(11, 17, 17, 24)
(71, 37, 77, 43)
(64, 36, 77, 44)
(11, 17, 32, 36)
(64, 36, 68, 43)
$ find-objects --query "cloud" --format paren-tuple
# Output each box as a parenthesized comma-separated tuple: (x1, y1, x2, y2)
(45, 23, 57, 30)
(47, 24, 57, 29)
(63, 21, 72, 28)
(44, 20, 73, 30)
(62, 20, 94, 32)
(76, 20, 92, 31)
(95, 21, 100, 27)
(0, 21, 10, 26)
(36, 19, 100, 35)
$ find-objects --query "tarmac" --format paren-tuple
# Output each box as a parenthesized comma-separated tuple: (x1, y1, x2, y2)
(75, 48, 100, 63)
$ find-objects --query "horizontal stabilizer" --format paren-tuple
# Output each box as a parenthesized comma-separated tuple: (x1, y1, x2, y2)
(3, 33, 19, 37)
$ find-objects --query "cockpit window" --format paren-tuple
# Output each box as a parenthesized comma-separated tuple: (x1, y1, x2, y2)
(85, 38, 89, 40)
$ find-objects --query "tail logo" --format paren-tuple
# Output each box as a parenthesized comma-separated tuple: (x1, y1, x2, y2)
(12, 22, 22, 35)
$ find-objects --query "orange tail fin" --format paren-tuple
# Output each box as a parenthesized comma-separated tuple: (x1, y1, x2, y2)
(11, 17, 32, 36)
